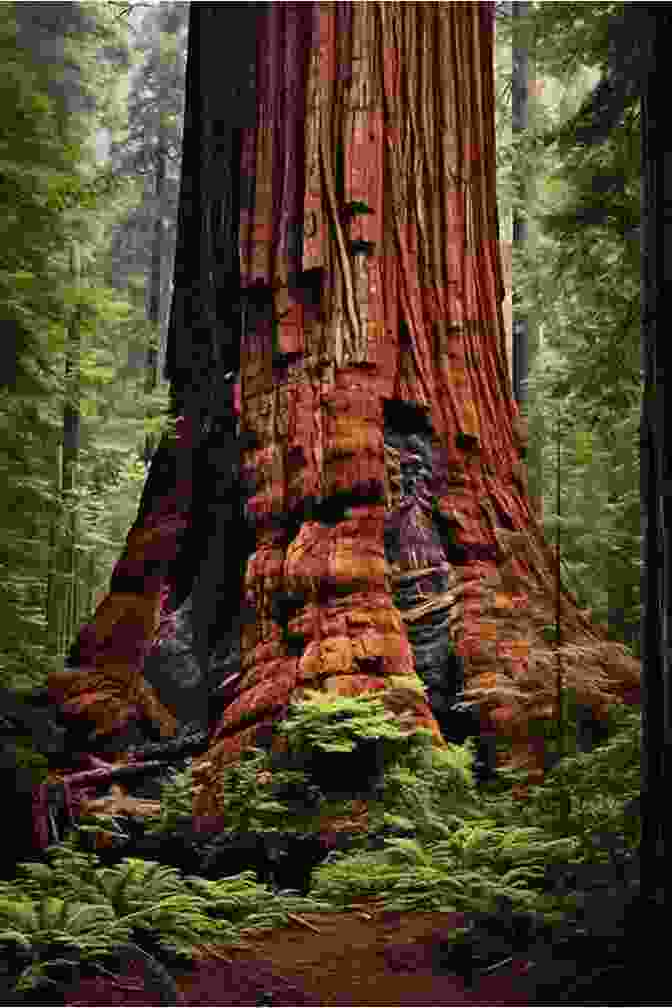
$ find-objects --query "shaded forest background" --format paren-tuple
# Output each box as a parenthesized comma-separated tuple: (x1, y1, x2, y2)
(0, 0, 641, 701)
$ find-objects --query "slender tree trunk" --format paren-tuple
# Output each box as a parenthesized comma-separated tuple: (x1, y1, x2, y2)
(62, 241, 81, 651)
(639, 3, 671, 938)
(45, 443, 63, 658)
(512, 1, 542, 520)
(144, 140, 167, 464)
(47, 242, 81, 658)
(86, 548, 96, 625)
(511, 1, 529, 411)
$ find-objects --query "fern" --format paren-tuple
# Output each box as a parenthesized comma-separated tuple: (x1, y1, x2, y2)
(382, 836, 434, 866)
(150, 694, 477, 844)
(146, 762, 195, 834)
(1, 696, 639, 998)
(0, 824, 336, 996)
(0, 892, 133, 993)
(482, 703, 641, 864)
(279, 688, 435, 757)
(308, 702, 639, 928)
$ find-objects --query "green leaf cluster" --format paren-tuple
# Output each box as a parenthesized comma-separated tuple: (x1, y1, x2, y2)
(0, 2, 174, 691)
(278, 688, 436, 756)
(489, 703, 641, 863)
(496, 3, 642, 654)
(148, 692, 478, 839)
(53, 695, 642, 977)
(144, 762, 195, 835)
(312, 705, 640, 922)
(0, 828, 330, 995)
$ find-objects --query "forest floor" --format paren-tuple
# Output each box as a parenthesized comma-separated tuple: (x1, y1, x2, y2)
(63, 903, 532, 1006)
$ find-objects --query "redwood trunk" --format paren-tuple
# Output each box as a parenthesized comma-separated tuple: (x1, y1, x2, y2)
(191, 2, 640, 814)
(48, 3, 640, 819)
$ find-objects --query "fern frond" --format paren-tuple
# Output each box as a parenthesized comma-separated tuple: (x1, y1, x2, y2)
(0, 898, 39, 933)
(0, 927, 33, 952)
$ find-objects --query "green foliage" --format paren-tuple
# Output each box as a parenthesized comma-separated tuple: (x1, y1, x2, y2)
(210, 751, 308, 835)
(148, 748, 320, 837)
(180, 873, 331, 938)
(319, 741, 536, 911)
(0, 835, 135, 993)
(149, 692, 477, 840)
(373, 739, 480, 838)
(148, 692, 584, 919)
(18, 698, 638, 989)
(145, 762, 195, 835)
(110, 1, 187, 291)
(0, 1, 172, 691)
(497, 2, 642, 655)
(489, 703, 641, 863)
(493, 18, 514, 238)
(0, 895, 130, 993)
(0, 736, 50, 786)
(312, 812, 578, 920)
(312, 706, 640, 922)
(278, 688, 436, 756)
(149, 694, 639, 922)
(0, 827, 330, 995)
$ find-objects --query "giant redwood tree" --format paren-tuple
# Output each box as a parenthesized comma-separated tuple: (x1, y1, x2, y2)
(48, 2, 640, 826)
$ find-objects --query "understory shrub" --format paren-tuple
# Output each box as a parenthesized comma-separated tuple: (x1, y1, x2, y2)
(147, 692, 641, 921)
(0, 827, 331, 997)
(35, 690, 639, 999)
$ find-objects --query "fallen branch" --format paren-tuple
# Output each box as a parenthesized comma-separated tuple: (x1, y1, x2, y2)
(80, 784, 162, 819)
(34, 758, 174, 850)
(286, 912, 323, 934)
(52, 759, 168, 790)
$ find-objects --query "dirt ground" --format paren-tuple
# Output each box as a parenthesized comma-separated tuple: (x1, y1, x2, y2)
(64, 903, 532, 1006)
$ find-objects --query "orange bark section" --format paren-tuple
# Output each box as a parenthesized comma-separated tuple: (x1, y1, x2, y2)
(48, 4, 639, 820)
(195, 5, 491, 815)
(47, 416, 197, 744)
(193, 2, 639, 817)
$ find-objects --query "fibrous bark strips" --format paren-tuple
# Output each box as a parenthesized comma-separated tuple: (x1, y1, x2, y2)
(48, 3, 640, 830)
(193, 1, 640, 812)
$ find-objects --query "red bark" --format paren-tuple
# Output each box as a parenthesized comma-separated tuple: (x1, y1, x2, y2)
(48, 4, 640, 827)
(193, 2, 640, 815)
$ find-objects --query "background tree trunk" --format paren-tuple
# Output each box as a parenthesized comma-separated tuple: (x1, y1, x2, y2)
(511, 2, 529, 411)
(144, 137, 167, 464)
(47, 241, 82, 658)
(639, 3, 671, 931)
(62, 240, 82, 651)
(512, 1, 542, 520)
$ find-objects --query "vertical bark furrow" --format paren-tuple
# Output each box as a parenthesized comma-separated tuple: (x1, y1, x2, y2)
(195, 1, 639, 811)
(48, 5, 640, 825)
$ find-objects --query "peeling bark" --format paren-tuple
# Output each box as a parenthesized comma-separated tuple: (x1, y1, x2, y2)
(48, 3, 640, 828)
(191, 2, 640, 815)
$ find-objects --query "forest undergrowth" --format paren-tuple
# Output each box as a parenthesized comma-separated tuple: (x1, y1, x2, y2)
(0, 690, 642, 1003)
